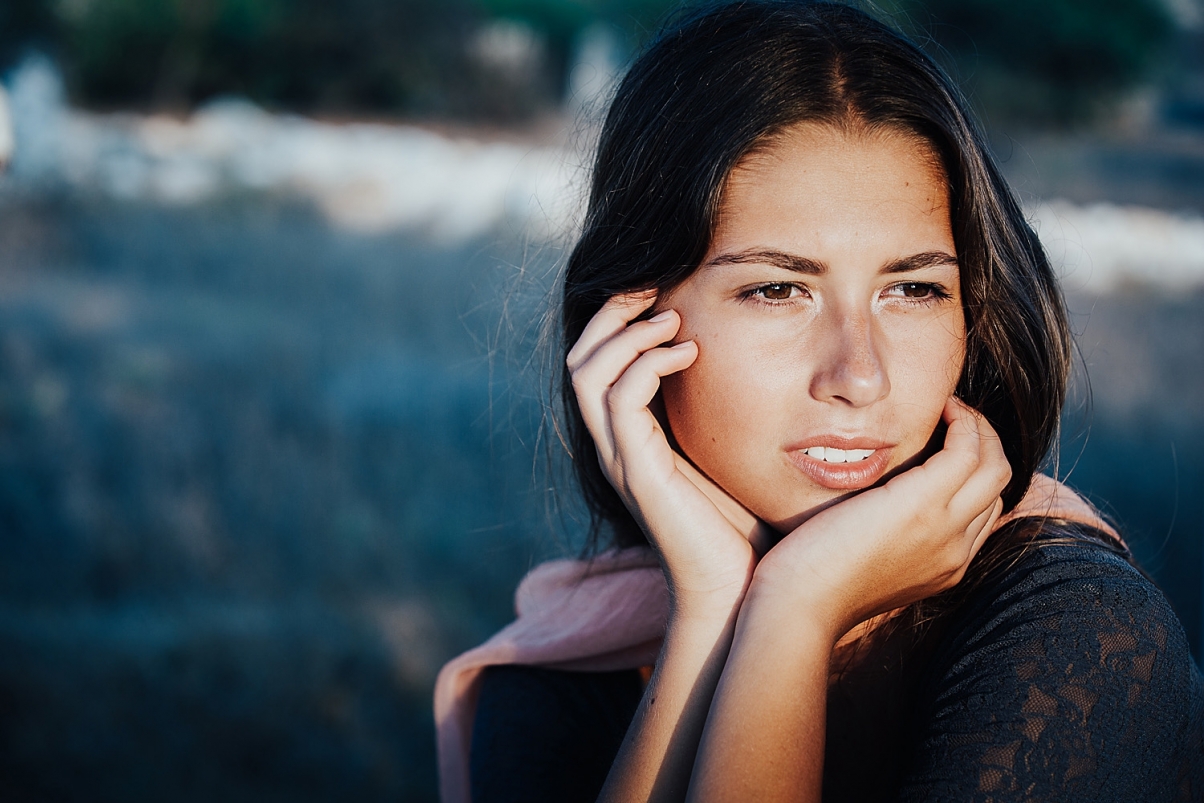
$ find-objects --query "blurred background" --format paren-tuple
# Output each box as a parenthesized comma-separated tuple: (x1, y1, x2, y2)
(0, 0, 1202, 800)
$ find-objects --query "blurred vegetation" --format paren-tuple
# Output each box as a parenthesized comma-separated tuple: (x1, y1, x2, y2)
(0, 194, 561, 800)
(890, 0, 1177, 124)
(0, 0, 1180, 124)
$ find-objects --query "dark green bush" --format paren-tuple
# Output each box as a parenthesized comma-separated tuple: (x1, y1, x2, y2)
(58, 0, 494, 116)
(893, 0, 1175, 123)
(0, 1, 1182, 143)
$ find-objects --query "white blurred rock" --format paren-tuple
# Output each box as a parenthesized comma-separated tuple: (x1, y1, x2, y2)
(52, 97, 586, 241)
(1028, 200, 1204, 293)
(5, 53, 68, 182)
(567, 24, 623, 119)
(471, 19, 546, 83)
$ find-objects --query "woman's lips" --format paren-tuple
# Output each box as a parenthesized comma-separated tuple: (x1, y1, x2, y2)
(785, 440, 894, 491)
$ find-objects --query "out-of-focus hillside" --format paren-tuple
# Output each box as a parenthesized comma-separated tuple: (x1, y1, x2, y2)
(0, 192, 574, 801)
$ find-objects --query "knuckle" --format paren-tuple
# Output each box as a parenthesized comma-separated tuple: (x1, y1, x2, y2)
(941, 538, 969, 573)
(603, 385, 623, 414)
(999, 460, 1014, 482)
(605, 379, 638, 413)
(569, 368, 590, 396)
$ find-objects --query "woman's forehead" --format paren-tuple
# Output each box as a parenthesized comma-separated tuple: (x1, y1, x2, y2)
(728, 122, 946, 191)
(710, 124, 954, 263)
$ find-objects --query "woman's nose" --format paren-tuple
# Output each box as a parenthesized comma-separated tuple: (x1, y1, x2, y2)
(808, 311, 890, 407)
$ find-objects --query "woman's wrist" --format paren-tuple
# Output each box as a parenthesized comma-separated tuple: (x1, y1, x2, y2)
(667, 573, 751, 629)
(743, 559, 848, 648)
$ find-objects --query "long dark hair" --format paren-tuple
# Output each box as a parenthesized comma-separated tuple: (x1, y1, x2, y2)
(560, 0, 1072, 552)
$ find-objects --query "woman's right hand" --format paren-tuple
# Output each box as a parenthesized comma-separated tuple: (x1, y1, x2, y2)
(567, 292, 772, 617)
(750, 397, 1010, 642)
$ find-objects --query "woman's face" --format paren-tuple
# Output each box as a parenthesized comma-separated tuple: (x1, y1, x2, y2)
(659, 124, 966, 533)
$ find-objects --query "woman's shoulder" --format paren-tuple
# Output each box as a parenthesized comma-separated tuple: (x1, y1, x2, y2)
(952, 520, 1187, 645)
(936, 519, 1200, 697)
(906, 520, 1204, 802)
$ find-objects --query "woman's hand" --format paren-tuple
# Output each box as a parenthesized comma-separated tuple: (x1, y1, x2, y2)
(576, 292, 777, 803)
(750, 396, 1011, 642)
(687, 398, 1011, 802)
(567, 291, 773, 616)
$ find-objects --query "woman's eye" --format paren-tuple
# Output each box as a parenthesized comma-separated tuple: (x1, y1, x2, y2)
(887, 282, 948, 301)
(755, 283, 797, 300)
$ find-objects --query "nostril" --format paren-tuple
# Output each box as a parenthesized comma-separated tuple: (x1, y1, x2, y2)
(812, 350, 890, 407)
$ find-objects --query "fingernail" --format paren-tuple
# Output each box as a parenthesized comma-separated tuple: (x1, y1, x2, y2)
(671, 340, 695, 349)
(650, 310, 675, 323)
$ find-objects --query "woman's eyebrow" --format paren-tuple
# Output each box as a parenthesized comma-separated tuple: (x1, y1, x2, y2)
(703, 249, 959, 275)
(881, 251, 959, 274)
(704, 249, 825, 274)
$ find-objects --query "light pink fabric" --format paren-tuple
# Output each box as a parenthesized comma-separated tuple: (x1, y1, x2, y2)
(433, 474, 1115, 803)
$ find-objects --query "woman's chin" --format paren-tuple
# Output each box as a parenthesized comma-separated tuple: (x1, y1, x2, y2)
(763, 444, 933, 535)
(762, 487, 861, 537)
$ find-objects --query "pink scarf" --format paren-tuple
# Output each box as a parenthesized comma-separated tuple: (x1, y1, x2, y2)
(433, 474, 1115, 803)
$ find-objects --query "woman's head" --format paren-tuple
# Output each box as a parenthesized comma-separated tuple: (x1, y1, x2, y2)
(658, 123, 965, 533)
(561, 0, 1071, 548)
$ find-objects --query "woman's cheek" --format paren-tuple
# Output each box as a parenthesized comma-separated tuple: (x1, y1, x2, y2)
(662, 347, 746, 457)
(662, 334, 791, 480)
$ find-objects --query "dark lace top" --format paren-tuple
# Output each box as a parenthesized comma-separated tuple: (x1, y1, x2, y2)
(470, 528, 1204, 802)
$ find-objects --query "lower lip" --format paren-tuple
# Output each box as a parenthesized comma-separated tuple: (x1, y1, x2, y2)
(786, 447, 894, 490)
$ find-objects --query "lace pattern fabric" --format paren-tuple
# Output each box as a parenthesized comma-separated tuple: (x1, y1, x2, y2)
(898, 542, 1203, 803)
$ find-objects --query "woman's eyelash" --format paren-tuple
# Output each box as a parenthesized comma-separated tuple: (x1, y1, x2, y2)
(740, 281, 954, 305)
(741, 282, 807, 303)
(885, 282, 953, 303)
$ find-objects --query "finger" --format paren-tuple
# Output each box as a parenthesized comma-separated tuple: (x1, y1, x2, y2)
(968, 497, 1004, 558)
(572, 308, 682, 395)
(948, 408, 1011, 518)
(674, 452, 765, 548)
(964, 496, 1002, 554)
(600, 343, 698, 489)
(935, 496, 1001, 587)
(939, 396, 985, 465)
(605, 342, 698, 447)
(566, 290, 658, 371)
(572, 312, 684, 441)
(886, 397, 982, 506)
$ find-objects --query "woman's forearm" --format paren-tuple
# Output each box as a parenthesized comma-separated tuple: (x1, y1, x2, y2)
(598, 591, 746, 803)
(687, 584, 835, 803)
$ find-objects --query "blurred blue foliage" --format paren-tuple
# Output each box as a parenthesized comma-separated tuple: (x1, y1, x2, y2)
(0, 194, 570, 800)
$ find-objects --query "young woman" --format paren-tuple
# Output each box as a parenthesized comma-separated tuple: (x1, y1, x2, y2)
(436, 2, 1204, 801)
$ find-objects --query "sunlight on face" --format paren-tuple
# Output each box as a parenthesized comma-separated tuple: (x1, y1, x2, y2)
(659, 124, 966, 533)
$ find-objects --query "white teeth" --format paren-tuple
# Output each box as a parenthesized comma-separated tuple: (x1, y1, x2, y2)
(803, 447, 875, 463)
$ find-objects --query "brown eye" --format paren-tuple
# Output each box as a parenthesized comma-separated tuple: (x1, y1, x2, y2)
(899, 283, 931, 298)
(759, 283, 794, 300)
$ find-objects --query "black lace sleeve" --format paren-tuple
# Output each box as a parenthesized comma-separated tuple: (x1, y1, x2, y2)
(897, 540, 1204, 803)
